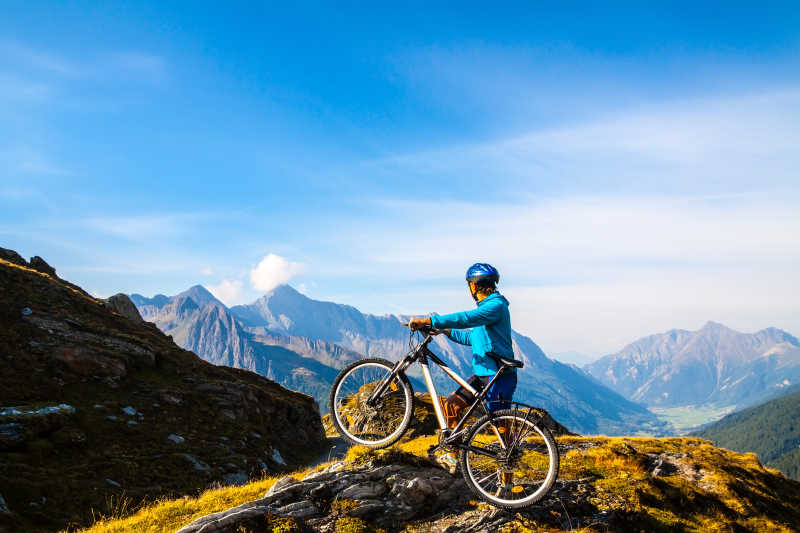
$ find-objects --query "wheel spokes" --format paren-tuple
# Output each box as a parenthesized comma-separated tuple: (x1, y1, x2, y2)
(334, 363, 408, 444)
(465, 415, 554, 504)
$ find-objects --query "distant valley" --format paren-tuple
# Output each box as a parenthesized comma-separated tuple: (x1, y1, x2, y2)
(585, 321, 800, 431)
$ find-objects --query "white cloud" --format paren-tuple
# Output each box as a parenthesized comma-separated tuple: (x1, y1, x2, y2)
(207, 279, 244, 306)
(200, 267, 214, 276)
(250, 254, 305, 292)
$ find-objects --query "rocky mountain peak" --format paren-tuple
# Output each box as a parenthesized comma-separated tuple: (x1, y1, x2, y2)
(177, 284, 223, 308)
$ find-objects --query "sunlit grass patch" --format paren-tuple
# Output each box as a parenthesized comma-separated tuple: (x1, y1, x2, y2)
(75, 468, 313, 533)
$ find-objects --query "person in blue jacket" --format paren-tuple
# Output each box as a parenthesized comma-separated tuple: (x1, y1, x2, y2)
(408, 263, 517, 471)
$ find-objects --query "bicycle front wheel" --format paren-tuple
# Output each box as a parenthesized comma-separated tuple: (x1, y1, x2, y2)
(329, 358, 414, 448)
(459, 409, 559, 509)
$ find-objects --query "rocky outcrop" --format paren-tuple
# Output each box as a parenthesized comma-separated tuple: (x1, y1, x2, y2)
(28, 256, 56, 277)
(0, 404, 76, 450)
(176, 459, 473, 533)
(0, 247, 27, 267)
(0, 251, 328, 533)
(102, 293, 144, 323)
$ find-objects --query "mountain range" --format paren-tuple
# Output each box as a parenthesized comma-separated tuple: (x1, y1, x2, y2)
(131, 284, 669, 436)
(584, 321, 800, 413)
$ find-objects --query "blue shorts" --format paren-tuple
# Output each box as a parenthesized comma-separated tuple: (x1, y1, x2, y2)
(455, 371, 517, 413)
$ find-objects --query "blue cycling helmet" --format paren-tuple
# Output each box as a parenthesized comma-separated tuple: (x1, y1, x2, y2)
(466, 263, 500, 284)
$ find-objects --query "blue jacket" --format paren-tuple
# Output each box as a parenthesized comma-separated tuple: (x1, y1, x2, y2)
(430, 292, 516, 376)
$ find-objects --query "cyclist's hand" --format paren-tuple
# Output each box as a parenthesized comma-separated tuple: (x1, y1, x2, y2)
(408, 317, 431, 330)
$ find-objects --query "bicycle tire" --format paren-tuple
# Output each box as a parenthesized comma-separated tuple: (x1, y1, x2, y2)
(459, 409, 559, 509)
(329, 358, 414, 448)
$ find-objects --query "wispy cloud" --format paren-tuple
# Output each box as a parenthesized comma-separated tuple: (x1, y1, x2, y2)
(0, 74, 51, 102)
(374, 88, 800, 194)
(81, 214, 192, 241)
(0, 40, 167, 83)
(0, 40, 80, 76)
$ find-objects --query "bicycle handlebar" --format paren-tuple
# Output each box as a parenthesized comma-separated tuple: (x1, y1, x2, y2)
(401, 322, 440, 336)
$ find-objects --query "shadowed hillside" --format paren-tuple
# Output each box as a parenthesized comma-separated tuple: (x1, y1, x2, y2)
(0, 250, 327, 533)
(691, 385, 800, 480)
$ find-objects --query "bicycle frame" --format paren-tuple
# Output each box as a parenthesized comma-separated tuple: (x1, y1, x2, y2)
(366, 329, 516, 446)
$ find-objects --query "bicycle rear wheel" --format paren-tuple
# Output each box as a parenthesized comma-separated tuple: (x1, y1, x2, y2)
(459, 409, 559, 509)
(329, 358, 414, 448)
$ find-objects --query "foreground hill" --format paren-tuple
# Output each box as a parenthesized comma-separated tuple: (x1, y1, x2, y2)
(0, 251, 327, 533)
(134, 284, 669, 435)
(585, 321, 800, 413)
(81, 434, 800, 532)
(691, 385, 800, 480)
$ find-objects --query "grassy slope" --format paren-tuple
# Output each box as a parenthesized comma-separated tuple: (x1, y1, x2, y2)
(77, 434, 800, 533)
(691, 387, 800, 480)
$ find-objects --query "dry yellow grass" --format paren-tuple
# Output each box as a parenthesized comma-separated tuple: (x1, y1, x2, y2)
(73, 435, 800, 533)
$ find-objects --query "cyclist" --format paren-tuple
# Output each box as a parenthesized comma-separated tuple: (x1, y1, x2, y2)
(408, 262, 517, 473)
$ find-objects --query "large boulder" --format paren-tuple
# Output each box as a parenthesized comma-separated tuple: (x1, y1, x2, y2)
(103, 293, 144, 323)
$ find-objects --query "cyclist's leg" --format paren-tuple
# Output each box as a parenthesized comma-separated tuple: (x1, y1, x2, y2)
(484, 372, 519, 491)
(444, 375, 484, 428)
(486, 372, 518, 445)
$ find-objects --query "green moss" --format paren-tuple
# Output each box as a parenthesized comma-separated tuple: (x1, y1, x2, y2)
(333, 517, 386, 533)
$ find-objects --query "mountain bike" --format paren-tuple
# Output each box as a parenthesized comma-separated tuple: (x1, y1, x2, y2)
(328, 325, 560, 509)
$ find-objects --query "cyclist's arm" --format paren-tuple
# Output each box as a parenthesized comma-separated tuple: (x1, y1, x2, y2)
(447, 328, 472, 346)
(430, 299, 503, 330)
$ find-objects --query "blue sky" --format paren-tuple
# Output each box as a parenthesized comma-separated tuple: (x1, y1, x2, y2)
(2, 2, 799, 355)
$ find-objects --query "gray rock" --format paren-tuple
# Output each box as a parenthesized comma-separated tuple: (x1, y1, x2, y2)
(105, 478, 121, 488)
(0, 492, 10, 514)
(339, 481, 387, 500)
(21, 307, 32, 316)
(177, 460, 479, 533)
(266, 475, 298, 496)
(348, 499, 385, 518)
(275, 500, 319, 518)
(0, 404, 76, 450)
(122, 406, 137, 416)
(223, 472, 249, 486)
(103, 293, 144, 323)
(168, 434, 185, 444)
(272, 448, 286, 465)
(182, 454, 210, 472)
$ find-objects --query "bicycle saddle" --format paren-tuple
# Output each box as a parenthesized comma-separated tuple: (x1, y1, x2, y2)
(487, 352, 524, 369)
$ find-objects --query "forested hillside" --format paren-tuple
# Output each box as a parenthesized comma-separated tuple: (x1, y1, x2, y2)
(691, 385, 800, 480)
